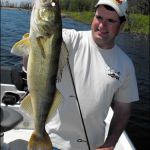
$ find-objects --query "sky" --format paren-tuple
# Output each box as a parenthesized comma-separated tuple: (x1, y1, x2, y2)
(10, 0, 32, 3)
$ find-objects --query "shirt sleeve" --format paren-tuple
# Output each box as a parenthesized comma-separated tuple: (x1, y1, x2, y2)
(114, 62, 139, 103)
(62, 28, 80, 54)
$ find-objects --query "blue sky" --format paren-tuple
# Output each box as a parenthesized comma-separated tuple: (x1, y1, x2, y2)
(11, 0, 31, 3)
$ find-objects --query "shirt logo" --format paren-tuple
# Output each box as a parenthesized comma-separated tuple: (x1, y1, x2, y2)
(108, 72, 120, 80)
(106, 66, 120, 80)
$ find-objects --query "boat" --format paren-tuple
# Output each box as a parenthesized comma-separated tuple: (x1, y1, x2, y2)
(0, 66, 136, 150)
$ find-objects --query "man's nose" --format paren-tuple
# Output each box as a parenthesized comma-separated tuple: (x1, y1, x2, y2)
(98, 19, 107, 29)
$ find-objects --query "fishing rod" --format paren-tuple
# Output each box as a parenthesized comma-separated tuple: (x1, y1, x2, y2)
(67, 58, 91, 150)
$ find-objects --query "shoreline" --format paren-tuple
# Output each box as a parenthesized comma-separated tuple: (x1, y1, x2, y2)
(1, 6, 68, 17)
(1, 7, 149, 35)
(1, 6, 18, 9)
(1, 6, 31, 12)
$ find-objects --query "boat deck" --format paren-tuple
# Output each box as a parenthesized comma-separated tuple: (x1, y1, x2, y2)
(1, 84, 136, 150)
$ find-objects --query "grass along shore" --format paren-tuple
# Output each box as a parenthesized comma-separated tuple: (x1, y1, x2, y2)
(63, 11, 149, 35)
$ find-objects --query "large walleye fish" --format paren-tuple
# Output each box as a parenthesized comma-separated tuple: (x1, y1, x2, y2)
(11, 0, 68, 149)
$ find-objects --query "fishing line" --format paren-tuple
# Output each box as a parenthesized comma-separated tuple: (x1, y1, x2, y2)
(67, 58, 91, 150)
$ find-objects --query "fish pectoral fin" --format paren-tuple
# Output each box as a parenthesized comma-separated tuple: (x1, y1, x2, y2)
(22, 33, 30, 39)
(11, 33, 30, 56)
(57, 41, 69, 81)
(20, 94, 34, 119)
(46, 89, 62, 123)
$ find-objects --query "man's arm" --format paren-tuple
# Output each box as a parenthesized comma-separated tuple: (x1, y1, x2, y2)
(97, 101, 131, 150)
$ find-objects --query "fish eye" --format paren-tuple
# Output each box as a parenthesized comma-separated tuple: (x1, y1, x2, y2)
(51, 0, 56, 7)
(51, 2, 56, 7)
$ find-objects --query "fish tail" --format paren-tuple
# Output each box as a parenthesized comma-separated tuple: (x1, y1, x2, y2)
(28, 131, 53, 150)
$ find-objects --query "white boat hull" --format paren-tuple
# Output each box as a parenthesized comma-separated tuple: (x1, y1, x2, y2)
(1, 84, 136, 150)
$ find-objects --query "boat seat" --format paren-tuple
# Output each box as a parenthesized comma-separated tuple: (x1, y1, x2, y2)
(1, 66, 27, 91)
(2, 92, 21, 106)
(0, 107, 23, 133)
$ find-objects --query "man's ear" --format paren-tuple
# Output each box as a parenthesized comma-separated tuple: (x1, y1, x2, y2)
(119, 22, 125, 31)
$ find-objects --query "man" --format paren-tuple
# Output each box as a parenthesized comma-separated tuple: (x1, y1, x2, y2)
(23, 0, 139, 149)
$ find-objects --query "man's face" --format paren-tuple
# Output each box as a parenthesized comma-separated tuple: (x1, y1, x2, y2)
(91, 5, 121, 49)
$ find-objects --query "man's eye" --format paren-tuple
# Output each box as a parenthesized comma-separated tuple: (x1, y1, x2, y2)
(95, 15, 119, 24)
(108, 19, 117, 23)
(95, 15, 102, 20)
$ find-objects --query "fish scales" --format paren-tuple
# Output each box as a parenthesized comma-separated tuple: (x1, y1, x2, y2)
(11, 0, 62, 150)
(27, 0, 62, 149)
(10, 0, 67, 149)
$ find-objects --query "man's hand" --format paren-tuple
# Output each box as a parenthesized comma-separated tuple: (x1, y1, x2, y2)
(96, 146, 114, 150)
(96, 101, 131, 150)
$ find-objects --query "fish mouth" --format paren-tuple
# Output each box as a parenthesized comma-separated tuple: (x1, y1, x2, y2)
(36, 0, 57, 8)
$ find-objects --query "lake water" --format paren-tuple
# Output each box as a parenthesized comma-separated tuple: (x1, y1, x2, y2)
(1, 8, 150, 150)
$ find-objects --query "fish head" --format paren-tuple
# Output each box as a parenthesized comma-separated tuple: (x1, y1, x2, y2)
(30, 0, 62, 37)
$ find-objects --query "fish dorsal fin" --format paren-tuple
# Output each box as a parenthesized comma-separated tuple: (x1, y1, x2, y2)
(11, 33, 30, 56)
(22, 33, 30, 39)
(20, 89, 62, 123)
(57, 41, 69, 81)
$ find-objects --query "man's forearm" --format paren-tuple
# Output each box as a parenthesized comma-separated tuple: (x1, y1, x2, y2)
(100, 101, 131, 148)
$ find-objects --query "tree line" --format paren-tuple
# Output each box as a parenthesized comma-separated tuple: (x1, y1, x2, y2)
(129, 0, 149, 15)
(0, 0, 32, 9)
(0, 0, 149, 15)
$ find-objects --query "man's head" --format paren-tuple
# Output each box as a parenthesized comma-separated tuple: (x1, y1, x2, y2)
(91, 0, 128, 49)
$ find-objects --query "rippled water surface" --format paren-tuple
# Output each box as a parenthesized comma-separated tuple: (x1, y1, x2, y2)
(1, 8, 149, 150)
